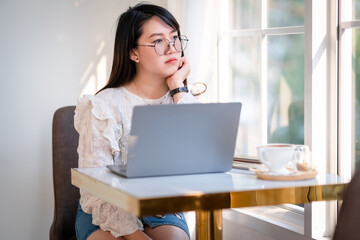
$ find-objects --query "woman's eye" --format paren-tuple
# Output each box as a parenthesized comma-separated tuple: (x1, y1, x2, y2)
(154, 39, 163, 44)
(172, 36, 179, 40)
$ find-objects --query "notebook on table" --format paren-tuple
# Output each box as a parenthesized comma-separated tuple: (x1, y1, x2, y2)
(107, 102, 242, 178)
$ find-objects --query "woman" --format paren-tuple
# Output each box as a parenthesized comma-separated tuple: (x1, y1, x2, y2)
(74, 3, 198, 240)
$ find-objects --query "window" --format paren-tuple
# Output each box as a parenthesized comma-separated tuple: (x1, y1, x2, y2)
(216, 0, 337, 239)
(183, 0, 346, 238)
(217, 0, 308, 237)
(219, 0, 305, 157)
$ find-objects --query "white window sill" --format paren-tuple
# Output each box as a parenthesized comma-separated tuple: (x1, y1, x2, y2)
(223, 205, 330, 240)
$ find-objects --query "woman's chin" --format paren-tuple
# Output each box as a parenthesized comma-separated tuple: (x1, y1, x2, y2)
(164, 68, 179, 78)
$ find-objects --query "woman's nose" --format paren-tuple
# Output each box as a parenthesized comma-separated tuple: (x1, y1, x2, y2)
(166, 41, 177, 54)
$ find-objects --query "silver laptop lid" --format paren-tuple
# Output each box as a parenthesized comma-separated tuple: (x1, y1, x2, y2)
(122, 102, 242, 178)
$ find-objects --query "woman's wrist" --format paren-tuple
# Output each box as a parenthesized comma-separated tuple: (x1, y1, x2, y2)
(172, 92, 186, 104)
(167, 79, 187, 90)
(169, 86, 188, 97)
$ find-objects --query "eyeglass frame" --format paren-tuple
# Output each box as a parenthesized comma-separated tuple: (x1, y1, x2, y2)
(136, 35, 189, 56)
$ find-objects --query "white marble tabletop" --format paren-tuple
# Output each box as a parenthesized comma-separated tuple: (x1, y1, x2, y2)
(73, 167, 347, 199)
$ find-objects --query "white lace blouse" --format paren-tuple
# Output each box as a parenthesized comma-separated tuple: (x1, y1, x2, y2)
(74, 87, 199, 237)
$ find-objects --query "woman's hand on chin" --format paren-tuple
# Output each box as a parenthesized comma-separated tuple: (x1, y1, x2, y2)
(166, 56, 190, 90)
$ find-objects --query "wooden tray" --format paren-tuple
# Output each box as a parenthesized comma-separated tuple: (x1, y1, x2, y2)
(255, 169, 318, 181)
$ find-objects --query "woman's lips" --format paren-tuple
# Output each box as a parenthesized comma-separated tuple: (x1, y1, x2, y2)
(165, 58, 177, 64)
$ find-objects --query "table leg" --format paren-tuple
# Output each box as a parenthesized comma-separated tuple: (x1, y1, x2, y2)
(195, 209, 222, 240)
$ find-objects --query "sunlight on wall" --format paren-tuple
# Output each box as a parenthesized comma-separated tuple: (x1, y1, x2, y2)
(197, 1, 218, 102)
(74, 0, 86, 8)
(80, 62, 94, 84)
(96, 55, 107, 90)
(81, 75, 97, 96)
(97, 40, 105, 55)
(80, 41, 108, 96)
(185, 0, 219, 104)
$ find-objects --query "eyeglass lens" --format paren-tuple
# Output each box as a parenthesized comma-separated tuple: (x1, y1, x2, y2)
(155, 37, 188, 56)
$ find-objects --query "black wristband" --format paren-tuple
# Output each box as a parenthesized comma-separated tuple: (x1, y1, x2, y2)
(170, 86, 189, 97)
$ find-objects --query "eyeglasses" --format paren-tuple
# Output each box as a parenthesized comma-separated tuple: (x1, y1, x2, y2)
(136, 35, 189, 56)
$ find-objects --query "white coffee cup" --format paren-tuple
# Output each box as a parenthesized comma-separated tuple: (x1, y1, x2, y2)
(257, 144, 295, 174)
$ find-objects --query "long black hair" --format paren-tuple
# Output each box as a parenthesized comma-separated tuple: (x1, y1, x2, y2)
(97, 3, 181, 93)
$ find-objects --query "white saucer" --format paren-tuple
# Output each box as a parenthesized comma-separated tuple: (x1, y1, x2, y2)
(265, 168, 293, 176)
(254, 169, 318, 181)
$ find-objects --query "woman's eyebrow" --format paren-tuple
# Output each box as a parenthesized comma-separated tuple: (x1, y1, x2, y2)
(148, 33, 164, 38)
(148, 30, 177, 38)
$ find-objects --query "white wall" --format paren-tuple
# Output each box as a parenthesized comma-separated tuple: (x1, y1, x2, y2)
(0, 0, 166, 239)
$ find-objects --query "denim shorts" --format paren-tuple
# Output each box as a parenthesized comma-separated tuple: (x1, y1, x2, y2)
(75, 203, 190, 240)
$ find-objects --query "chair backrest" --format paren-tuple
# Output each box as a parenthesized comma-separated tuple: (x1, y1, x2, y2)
(50, 106, 79, 240)
(333, 169, 360, 240)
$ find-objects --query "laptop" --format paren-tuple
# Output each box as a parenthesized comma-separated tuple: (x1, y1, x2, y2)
(107, 102, 242, 178)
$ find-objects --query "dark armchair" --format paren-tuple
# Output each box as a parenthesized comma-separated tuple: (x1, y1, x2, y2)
(50, 106, 79, 240)
(333, 169, 360, 240)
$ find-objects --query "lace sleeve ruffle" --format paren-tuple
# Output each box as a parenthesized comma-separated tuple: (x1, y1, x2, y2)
(74, 93, 143, 236)
(75, 94, 122, 166)
(80, 191, 143, 237)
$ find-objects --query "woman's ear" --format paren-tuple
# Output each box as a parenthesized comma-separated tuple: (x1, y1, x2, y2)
(130, 49, 139, 63)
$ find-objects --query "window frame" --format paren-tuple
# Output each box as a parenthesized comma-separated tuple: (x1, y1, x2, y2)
(338, 0, 360, 179)
(217, 0, 339, 238)
(218, 0, 305, 150)
(178, 0, 344, 237)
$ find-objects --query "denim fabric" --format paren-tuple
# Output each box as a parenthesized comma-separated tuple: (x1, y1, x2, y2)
(75, 203, 100, 240)
(75, 203, 190, 240)
(141, 212, 190, 239)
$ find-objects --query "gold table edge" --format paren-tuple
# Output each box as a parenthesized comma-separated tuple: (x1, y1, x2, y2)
(71, 168, 141, 216)
(138, 183, 347, 215)
(71, 168, 348, 217)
